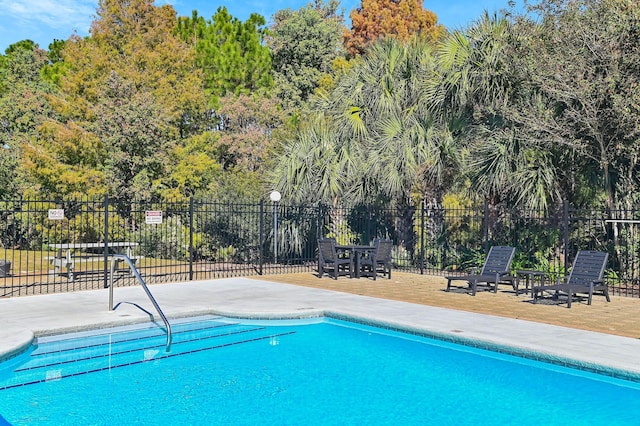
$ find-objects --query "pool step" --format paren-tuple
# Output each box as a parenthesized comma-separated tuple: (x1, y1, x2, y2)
(0, 318, 295, 390)
(29, 320, 242, 362)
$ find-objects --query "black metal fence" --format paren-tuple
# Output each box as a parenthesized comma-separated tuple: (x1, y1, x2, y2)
(1, 196, 639, 297)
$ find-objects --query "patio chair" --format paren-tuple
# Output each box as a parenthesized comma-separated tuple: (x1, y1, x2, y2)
(532, 250, 610, 308)
(359, 239, 393, 280)
(318, 238, 353, 279)
(445, 246, 516, 296)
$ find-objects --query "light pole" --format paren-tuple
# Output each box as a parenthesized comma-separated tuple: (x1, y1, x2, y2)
(270, 191, 281, 264)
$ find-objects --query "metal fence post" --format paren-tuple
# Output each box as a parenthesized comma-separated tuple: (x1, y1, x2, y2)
(317, 204, 322, 240)
(314, 204, 322, 269)
(367, 205, 372, 244)
(420, 199, 425, 275)
(563, 200, 569, 273)
(189, 197, 194, 281)
(259, 200, 264, 275)
(103, 194, 110, 291)
(483, 200, 490, 252)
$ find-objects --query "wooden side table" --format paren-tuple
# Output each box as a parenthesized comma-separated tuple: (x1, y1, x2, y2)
(515, 270, 547, 296)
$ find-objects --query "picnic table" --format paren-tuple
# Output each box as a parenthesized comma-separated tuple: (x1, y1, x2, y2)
(49, 242, 139, 281)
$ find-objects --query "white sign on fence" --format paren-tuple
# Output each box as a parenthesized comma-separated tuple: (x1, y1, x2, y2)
(48, 209, 65, 220)
(145, 210, 163, 224)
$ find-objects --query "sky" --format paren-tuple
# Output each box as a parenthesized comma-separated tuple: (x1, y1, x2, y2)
(0, 0, 514, 53)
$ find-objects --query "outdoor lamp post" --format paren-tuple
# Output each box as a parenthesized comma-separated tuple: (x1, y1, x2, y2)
(270, 191, 281, 264)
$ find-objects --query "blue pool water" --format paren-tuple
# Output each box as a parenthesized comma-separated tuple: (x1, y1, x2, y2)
(1, 315, 639, 425)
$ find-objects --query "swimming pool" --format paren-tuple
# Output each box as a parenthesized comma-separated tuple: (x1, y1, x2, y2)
(1, 315, 639, 425)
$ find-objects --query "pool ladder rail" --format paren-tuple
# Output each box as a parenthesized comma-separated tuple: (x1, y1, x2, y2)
(107, 254, 172, 352)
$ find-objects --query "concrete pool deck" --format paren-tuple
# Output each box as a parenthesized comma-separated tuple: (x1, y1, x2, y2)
(2, 276, 640, 379)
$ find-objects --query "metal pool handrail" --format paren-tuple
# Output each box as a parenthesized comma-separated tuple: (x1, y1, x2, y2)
(108, 254, 172, 352)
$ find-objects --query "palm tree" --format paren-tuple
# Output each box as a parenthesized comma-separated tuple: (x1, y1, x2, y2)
(271, 36, 464, 254)
(429, 12, 561, 211)
(270, 114, 354, 205)
(311, 36, 461, 208)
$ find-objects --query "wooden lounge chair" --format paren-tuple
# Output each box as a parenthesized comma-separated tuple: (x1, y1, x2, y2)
(318, 238, 353, 279)
(532, 250, 610, 308)
(359, 239, 393, 280)
(445, 246, 516, 296)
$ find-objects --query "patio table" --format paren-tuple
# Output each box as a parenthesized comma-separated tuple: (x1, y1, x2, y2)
(515, 269, 547, 296)
(335, 245, 376, 278)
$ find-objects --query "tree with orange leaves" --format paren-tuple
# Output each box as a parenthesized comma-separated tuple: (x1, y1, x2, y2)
(344, 0, 444, 56)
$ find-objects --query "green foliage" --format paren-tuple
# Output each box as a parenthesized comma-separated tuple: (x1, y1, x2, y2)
(444, 246, 485, 272)
(214, 245, 236, 262)
(0, 46, 57, 196)
(604, 268, 618, 282)
(0, 199, 128, 250)
(325, 221, 357, 245)
(273, 36, 454, 211)
(512, 217, 560, 266)
(46, 39, 66, 64)
(29, 0, 208, 201)
(3, 0, 640, 251)
(0, 148, 18, 198)
(198, 203, 261, 262)
(94, 73, 173, 201)
(179, 91, 290, 203)
(174, 9, 278, 200)
(268, 0, 346, 110)
(391, 245, 411, 267)
(3, 40, 36, 56)
(209, 171, 264, 204)
(530, 253, 566, 283)
(214, 93, 286, 174)
(159, 132, 223, 201)
(139, 215, 193, 260)
(41, 39, 68, 87)
(440, 0, 640, 214)
(176, 8, 273, 106)
(0, 200, 52, 250)
(273, 206, 317, 258)
(270, 115, 350, 205)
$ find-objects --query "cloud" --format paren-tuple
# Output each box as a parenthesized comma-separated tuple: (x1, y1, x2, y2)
(0, 0, 95, 32)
